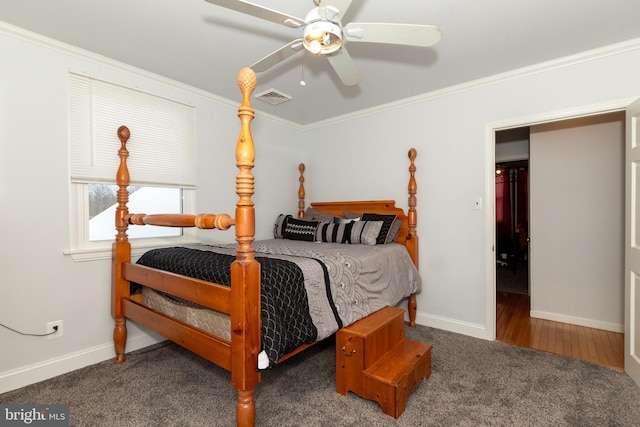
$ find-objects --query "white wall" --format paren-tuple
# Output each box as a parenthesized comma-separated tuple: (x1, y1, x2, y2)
(303, 44, 640, 338)
(529, 113, 625, 331)
(0, 25, 303, 392)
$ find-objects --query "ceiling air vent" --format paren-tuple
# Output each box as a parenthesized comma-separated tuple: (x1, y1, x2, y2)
(254, 88, 293, 106)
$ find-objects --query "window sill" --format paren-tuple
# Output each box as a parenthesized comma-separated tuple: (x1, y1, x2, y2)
(64, 239, 201, 262)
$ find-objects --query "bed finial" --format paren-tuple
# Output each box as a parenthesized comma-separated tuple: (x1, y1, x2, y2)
(117, 125, 130, 143)
(408, 147, 417, 163)
(298, 163, 306, 218)
(238, 67, 257, 99)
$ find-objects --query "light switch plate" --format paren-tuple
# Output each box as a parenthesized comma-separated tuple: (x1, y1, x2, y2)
(474, 197, 482, 210)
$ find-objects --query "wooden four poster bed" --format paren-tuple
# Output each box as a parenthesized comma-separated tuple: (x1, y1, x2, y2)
(111, 68, 420, 427)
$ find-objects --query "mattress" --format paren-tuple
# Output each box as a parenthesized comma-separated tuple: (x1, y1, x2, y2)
(142, 286, 231, 341)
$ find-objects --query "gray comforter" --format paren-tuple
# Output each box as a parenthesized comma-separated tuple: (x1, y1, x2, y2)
(197, 239, 421, 341)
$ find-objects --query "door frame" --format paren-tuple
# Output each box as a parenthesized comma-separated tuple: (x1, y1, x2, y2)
(484, 97, 636, 341)
(625, 98, 640, 385)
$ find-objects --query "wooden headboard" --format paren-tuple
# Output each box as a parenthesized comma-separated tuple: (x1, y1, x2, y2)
(296, 149, 419, 269)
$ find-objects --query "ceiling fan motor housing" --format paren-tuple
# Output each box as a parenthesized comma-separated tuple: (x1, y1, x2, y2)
(303, 7, 343, 54)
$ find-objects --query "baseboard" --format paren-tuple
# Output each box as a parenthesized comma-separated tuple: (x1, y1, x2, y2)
(530, 310, 624, 333)
(0, 333, 164, 395)
(414, 311, 490, 340)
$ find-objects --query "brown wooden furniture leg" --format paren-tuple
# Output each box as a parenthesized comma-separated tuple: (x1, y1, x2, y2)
(408, 293, 417, 327)
(113, 318, 127, 364)
(236, 390, 255, 427)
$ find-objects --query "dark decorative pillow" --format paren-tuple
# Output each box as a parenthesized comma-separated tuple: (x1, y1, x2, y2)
(385, 219, 402, 243)
(316, 220, 383, 245)
(282, 217, 319, 242)
(361, 213, 397, 245)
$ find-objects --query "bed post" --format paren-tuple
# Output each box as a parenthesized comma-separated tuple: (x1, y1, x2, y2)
(407, 148, 418, 327)
(230, 67, 260, 427)
(298, 163, 305, 218)
(112, 125, 132, 363)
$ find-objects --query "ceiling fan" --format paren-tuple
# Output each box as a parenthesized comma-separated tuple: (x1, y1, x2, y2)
(204, 0, 441, 86)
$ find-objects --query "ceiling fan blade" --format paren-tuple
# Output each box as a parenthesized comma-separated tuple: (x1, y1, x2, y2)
(326, 47, 361, 86)
(250, 39, 303, 72)
(344, 23, 442, 47)
(205, 0, 305, 28)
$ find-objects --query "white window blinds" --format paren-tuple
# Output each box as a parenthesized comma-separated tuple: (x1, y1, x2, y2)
(69, 72, 196, 188)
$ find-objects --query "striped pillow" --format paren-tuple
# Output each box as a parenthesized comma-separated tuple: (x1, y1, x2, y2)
(315, 220, 383, 246)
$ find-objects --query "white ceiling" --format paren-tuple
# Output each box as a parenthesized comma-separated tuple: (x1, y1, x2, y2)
(2, 0, 640, 125)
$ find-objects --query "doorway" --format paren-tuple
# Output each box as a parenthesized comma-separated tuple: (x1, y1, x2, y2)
(492, 113, 625, 369)
(495, 127, 530, 296)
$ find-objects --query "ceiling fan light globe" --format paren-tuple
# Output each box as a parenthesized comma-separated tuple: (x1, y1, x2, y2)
(307, 40, 322, 54)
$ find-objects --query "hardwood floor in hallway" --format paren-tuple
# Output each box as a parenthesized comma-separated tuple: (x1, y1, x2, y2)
(496, 291, 624, 370)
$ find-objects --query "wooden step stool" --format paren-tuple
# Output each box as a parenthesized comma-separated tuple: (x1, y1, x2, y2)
(336, 306, 432, 418)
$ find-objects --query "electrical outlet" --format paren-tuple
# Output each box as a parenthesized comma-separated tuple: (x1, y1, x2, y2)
(47, 320, 63, 339)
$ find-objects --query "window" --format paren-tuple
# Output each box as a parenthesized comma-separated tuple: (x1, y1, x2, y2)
(67, 72, 197, 261)
(88, 184, 181, 241)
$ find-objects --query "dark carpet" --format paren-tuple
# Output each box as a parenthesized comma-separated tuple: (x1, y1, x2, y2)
(2, 324, 639, 426)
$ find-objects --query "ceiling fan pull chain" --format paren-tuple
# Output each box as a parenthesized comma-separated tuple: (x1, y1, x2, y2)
(300, 49, 306, 86)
